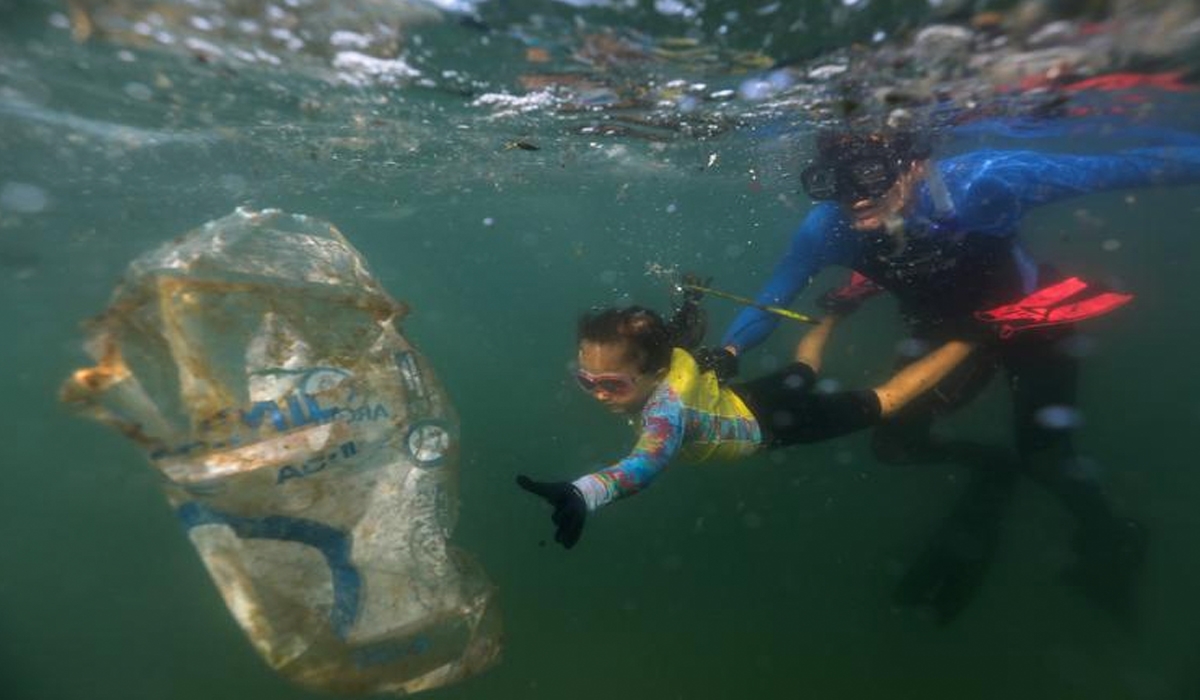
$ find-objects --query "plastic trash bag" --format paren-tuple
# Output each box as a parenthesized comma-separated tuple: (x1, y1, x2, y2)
(60, 207, 501, 695)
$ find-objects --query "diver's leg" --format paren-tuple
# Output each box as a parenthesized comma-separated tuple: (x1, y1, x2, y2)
(870, 341, 1004, 467)
(877, 396, 1019, 624)
(739, 351, 1019, 624)
(1003, 328, 1146, 617)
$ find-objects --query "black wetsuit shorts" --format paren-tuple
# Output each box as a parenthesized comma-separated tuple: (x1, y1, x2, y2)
(732, 363, 882, 448)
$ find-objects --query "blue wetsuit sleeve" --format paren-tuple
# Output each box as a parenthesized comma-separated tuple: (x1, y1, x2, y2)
(955, 147, 1200, 235)
(949, 117, 1200, 148)
(571, 389, 685, 512)
(720, 205, 835, 352)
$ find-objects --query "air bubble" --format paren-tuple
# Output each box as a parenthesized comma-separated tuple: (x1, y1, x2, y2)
(1057, 334, 1097, 358)
(783, 372, 808, 390)
(815, 378, 841, 394)
(895, 337, 930, 358)
(123, 82, 153, 101)
(0, 182, 49, 214)
(1034, 405, 1084, 430)
(219, 174, 247, 193)
(738, 78, 775, 101)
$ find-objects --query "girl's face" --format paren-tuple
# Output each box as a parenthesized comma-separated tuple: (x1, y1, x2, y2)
(576, 340, 665, 414)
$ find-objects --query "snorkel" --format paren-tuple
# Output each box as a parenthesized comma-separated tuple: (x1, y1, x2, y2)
(926, 159, 955, 220)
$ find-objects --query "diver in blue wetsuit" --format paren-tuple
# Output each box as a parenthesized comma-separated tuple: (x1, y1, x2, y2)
(705, 128, 1200, 623)
(723, 130, 1200, 349)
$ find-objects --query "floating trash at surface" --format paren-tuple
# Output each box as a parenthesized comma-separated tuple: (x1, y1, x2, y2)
(60, 207, 501, 695)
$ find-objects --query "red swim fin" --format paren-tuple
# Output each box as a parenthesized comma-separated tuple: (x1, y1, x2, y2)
(1064, 71, 1196, 93)
(988, 277, 1089, 314)
(1041, 292, 1134, 325)
(976, 277, 1133, 338)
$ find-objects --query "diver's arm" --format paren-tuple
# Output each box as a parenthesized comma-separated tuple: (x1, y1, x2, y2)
(872, 340, 975, 418)
(793, 316, 839, 373)
(719, 205, 837, 354)
(958, 146, 1200, 234)
(1030, 148, 1200, 199)
(751, 338, 970, 444)
(571, 392, 685, 512)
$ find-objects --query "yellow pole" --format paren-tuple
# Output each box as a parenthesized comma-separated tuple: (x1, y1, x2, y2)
(681, 283, 819, 325)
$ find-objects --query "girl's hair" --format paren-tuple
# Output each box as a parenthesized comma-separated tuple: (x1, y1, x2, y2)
(578, 295, 707, 373)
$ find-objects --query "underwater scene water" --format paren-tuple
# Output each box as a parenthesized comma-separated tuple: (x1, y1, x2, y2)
(5, 0, 1200, 698)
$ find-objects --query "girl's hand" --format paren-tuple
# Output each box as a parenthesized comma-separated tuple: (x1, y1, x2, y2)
(516, 475, 587, 549)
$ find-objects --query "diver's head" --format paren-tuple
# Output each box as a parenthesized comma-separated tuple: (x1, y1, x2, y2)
(801, 128, 932, 232)
(575, 306, 670, 414)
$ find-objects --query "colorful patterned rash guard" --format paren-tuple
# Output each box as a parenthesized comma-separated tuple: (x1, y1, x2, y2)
(572, 348, 762, 512)
(721, 144, 1200, 351)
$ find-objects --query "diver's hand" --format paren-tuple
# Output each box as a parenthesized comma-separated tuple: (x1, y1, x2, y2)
(817, 274, 882, 316)
(694, 346, 739, 382)
(516, 475, 587, 549)
(817, 286, 864, 316)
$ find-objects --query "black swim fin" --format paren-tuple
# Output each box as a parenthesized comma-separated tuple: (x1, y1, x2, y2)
(892, 468, 1016, 625)
(892, 512, 1002, 624)
(1061, 517, 1147, 622)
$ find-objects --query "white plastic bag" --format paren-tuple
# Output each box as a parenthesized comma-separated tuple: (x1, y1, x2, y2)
(61, 207, 501, 694)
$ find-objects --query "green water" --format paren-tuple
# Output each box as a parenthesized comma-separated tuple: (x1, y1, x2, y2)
(4, 1, 1200, 698)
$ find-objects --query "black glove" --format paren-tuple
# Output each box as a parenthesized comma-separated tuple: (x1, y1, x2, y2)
(817, 275, 882, 316)
(516, 475, 587, 549)
(817, 290, 861, 316)
(677, 273, 710, 304)
(693, 346, 739, 382)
